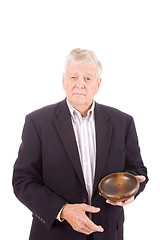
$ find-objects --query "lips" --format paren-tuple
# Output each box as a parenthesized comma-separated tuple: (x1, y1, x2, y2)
(73, 93, 85, 96)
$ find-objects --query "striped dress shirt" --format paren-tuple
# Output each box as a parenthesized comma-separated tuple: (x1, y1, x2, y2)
(67, 99, 96, 205)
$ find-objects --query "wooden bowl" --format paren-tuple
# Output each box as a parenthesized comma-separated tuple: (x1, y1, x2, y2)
(98, 172, 140, 202)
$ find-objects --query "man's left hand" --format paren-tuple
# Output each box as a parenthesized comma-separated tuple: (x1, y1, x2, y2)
(106, 175, 146, 207)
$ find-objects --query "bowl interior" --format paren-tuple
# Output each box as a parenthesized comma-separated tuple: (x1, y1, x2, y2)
(99, 172, 139, 201)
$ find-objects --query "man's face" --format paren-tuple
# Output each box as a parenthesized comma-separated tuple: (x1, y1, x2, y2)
(63, 62, 101, 110)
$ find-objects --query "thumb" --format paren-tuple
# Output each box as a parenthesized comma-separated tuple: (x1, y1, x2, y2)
(82, 204, 101, 213)
(136, 175, 146, 183)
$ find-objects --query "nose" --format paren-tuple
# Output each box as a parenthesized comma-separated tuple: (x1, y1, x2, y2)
(75, 77, 85, 89)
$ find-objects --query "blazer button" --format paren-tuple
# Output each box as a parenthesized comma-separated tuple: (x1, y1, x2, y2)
(82, 197, 87, 203)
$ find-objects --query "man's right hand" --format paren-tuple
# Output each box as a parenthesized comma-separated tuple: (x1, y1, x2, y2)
(60, 203, 104, 235)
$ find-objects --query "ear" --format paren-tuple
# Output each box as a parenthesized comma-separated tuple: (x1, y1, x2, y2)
(96, 78, 102, 93)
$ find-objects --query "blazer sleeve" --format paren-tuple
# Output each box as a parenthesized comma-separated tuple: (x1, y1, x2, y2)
(124, 117, 148, 197)
(12, 115, 67, 230)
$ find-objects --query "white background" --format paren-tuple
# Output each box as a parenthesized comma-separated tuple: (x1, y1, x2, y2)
(0, 0, 159, 239)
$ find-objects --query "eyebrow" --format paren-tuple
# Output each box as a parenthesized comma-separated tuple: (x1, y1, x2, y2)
(71, 72, 94, 77)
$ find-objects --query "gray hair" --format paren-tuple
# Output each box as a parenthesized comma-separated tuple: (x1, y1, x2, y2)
(64, 48, 102, 80)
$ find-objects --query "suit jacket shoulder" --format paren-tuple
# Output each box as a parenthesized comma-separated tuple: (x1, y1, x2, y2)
(25, 100, 69, 126)
(95, 102, 133, 127)
(28, 100, 65, 118)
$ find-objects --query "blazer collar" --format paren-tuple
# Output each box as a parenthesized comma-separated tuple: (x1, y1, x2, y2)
(54, 99, 86, 189)
(93, 102, 113, 196)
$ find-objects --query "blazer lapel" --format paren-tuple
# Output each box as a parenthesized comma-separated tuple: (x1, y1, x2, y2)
(93, 103, 113, 195)
(54, 100, 86, 189)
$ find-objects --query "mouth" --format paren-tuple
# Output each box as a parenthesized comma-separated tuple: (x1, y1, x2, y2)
(73, 93, 85, 96)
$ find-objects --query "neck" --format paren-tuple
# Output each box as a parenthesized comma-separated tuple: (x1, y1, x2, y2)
(68, 100, 93, 117)
(73, 105, 90, 117)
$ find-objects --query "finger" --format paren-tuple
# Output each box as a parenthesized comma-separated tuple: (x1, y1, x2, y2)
(106, 196, 134, 206)
(136, 175, 146, 183)
(82, 204, 101, 213)
(79, 227, 92, 235)
(75, 222, 92, 235)
(79, 225, 102, 235)
(106, 199, 125, 206)
(123, 196, 134, 205)
(75, 216, 104, 235)
(73, 221, 92, 235)
(114, 201, 124, 206)
(106, 199, 119, 206)
(84, 217, 104, 233)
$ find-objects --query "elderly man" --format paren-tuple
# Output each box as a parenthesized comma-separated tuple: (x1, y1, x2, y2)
(13, 48, 148, 240)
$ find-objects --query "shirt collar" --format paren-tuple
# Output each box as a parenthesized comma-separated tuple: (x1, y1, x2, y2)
(66, 98, 95, 123)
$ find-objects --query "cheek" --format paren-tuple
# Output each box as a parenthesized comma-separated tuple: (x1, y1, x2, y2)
(89, 86, 99, 95)
(66, 84, 76, 94)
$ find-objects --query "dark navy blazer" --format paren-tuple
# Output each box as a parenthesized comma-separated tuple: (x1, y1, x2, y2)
(13, 99, 148, 240)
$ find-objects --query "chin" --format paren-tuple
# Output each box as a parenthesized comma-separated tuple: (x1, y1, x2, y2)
(71, 95, 86, 104)
(72, 100, 86, 106)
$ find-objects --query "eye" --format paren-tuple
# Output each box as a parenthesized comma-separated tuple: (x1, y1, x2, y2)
(86, 77, 91, 81)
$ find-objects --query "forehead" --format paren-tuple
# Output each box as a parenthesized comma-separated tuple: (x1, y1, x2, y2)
(67, 62, 97, 76)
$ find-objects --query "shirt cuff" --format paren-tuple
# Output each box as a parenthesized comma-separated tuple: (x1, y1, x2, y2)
(56, 207, 65, 222)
